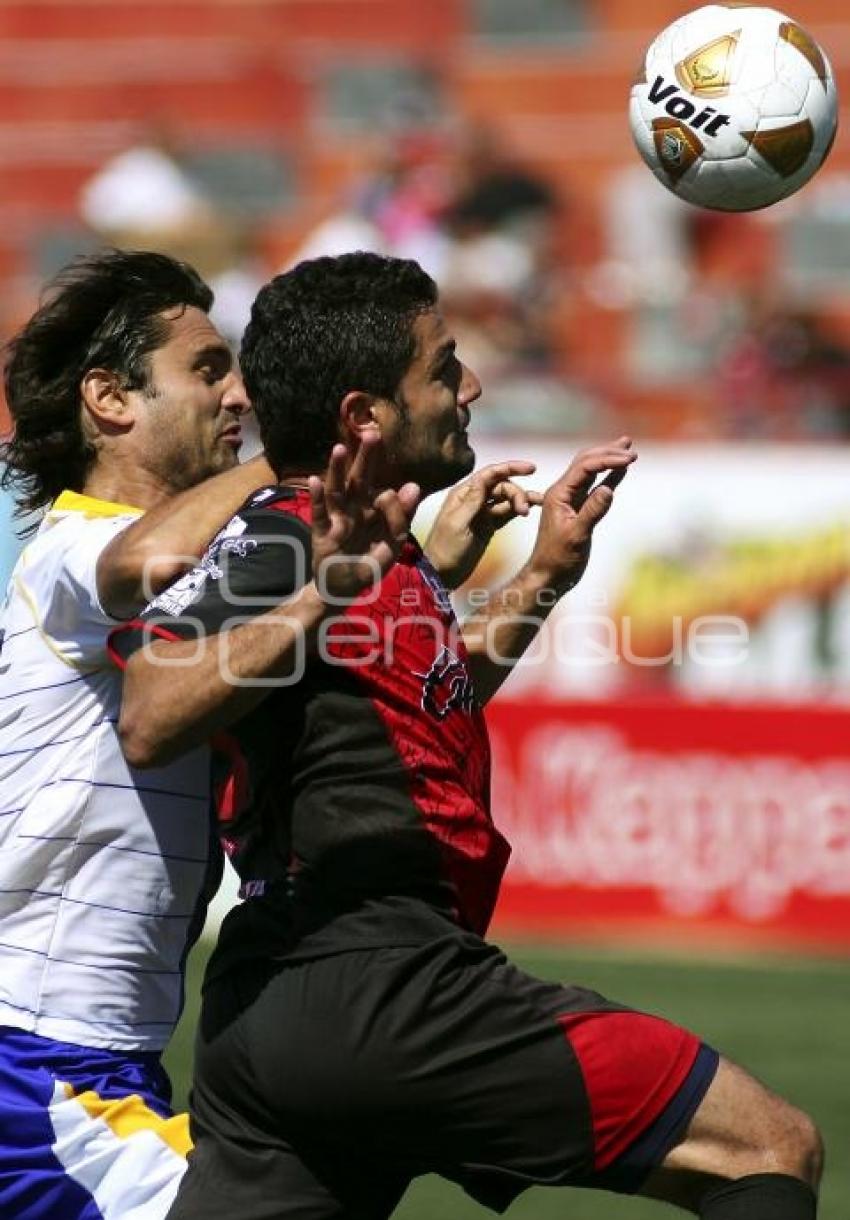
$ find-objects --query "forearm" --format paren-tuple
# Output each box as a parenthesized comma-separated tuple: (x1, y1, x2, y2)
(119, 583, 326, 767)
(463, 560, 569, 704)
(98, 455, 276, 617)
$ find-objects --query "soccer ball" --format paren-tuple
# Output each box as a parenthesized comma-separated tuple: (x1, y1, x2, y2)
(629, 5, 838, 211)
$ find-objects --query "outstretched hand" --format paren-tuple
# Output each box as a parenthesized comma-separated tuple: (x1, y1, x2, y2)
(424, 461, 544, 589)
(527, 437, 636, 594)
(308, 436, 420, 601)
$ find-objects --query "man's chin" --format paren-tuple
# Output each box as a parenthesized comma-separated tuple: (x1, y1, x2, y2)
(455, 442, 476, 478)
(212, 447, 240, 474)
(421, 449, 475, 495)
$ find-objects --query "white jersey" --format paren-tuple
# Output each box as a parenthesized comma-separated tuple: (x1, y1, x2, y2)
(0, 491, 214, 1052)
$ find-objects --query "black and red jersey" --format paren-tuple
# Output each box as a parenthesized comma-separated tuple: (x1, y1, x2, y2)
(110, 486, 511, 966)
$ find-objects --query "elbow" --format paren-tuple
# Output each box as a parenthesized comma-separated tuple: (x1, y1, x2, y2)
(132, 545, 195, 600)
(118, 707, 168, 770)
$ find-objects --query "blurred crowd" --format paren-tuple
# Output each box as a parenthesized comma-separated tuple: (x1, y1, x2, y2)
(5, 115, 850, 443)
(73, 121, 564, 399)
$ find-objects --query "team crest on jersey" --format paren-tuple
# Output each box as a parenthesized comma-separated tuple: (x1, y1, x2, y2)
(147, 516, 255, 616)
(414, 645, 475, 720)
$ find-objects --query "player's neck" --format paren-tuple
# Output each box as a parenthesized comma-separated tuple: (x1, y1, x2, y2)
(81, 463, 173, 512)
(277, 466, 320, 491)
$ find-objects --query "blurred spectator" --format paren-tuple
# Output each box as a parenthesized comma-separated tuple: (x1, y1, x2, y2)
(78, 122, 246, 286)
(437, 123, 562, 381)
(79, 122, 279, 360)
(80, 122, 214, 238)
(718, 298, 850, 439)
(599, 164, 693, 307)
(288, 132, 451, 278)
(289, 124, 562, 385)
(289, 205, 386, 264)
(445, 122, 558, 234)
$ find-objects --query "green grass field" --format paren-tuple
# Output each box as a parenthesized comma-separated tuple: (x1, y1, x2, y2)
(164, 940, 849, 1220)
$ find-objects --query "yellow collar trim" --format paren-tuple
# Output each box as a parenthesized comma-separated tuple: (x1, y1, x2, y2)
(51, 490, 143, 518)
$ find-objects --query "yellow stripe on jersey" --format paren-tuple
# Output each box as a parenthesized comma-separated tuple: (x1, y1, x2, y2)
(49, 490, 143, 519)
(71, 1089, 193, 1158)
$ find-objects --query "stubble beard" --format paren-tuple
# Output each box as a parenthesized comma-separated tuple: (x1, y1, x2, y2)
(389, 392, 476, 497)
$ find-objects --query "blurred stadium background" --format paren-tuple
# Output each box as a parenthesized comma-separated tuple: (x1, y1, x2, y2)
(1, 2, 849, 1215)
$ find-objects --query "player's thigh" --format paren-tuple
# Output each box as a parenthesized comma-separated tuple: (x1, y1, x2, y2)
(638, 1055, 824, 1211)
(293, 942, 716, 1208)
(183, 960, 408, 1220)
(168, 1128, 406, 1220)
(422, 956, 717, 1204)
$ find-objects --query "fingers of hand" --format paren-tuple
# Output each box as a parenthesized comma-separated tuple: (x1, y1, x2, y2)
(346, 432, 381, 500)
(474, 460, 537, 501)
(373, 489, 414, 546)
(397, 482, 422, 519)
(485, 500, 515, 524)
(488, 480, 532, 516)
(601, 465, 629, 492)
(552, 445, 637, 501)
(369, 541, 397, 578)
(308, 475, 331, 532)
(480, 459, 536, 481)
(576, 483, 615, 529)
(323, 444, 350, 501)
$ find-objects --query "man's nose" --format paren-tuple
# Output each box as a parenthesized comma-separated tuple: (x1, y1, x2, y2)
(223, 371, 251, 414)
(458, 363, 482, 407)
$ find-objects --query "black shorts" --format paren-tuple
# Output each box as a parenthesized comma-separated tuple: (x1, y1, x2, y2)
(169, 933, 718, 1220)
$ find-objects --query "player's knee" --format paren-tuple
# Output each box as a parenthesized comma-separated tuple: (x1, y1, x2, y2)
(756, 1099, 823, 1188)
(784, 1106, 823, 1188)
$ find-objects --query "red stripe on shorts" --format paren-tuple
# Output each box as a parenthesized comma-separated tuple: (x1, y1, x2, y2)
(557, 1011, 701, 1172)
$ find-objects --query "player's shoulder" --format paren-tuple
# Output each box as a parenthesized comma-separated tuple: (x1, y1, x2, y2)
(10, 507, 128, 603)
(238, 486, 312, 534)
(33, 504, 131, 553)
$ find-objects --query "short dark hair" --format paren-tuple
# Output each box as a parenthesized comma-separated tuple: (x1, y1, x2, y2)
(1, 248, 213, 525)
(240, 252, 438, 472)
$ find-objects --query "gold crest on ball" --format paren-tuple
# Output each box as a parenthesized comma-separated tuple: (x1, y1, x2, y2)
(675, 31, 740, 96)
(652, 118, 705, 183)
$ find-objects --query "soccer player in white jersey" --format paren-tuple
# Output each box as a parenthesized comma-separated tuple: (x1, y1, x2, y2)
(0, 249, 301, 1220)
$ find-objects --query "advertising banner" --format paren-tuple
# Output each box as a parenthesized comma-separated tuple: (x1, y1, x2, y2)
(424, 440, 850, 702)
(488, 696, 850, 952)
(206, 695, 850, 953)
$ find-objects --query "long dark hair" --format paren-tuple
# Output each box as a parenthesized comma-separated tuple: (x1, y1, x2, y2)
(1, 249, 213, 527)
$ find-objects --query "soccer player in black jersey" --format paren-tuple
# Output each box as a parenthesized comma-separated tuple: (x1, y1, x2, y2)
(113, 253, 822, 1220)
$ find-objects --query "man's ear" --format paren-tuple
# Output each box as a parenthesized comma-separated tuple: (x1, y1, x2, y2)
(339, 390, 382, 442)
(80, 368, 135, 431)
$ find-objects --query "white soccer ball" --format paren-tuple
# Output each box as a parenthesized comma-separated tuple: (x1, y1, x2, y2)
(629, 5, 839, 211)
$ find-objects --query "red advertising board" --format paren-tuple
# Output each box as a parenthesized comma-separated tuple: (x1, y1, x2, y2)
(488, 697, 850, 953)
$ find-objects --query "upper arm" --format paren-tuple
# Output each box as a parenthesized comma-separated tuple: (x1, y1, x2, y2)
(108, 509, 312, 668)
(95, 522, 170, 620)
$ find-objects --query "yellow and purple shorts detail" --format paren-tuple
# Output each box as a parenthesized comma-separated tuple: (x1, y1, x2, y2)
(0, 1027, 190, 1219)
